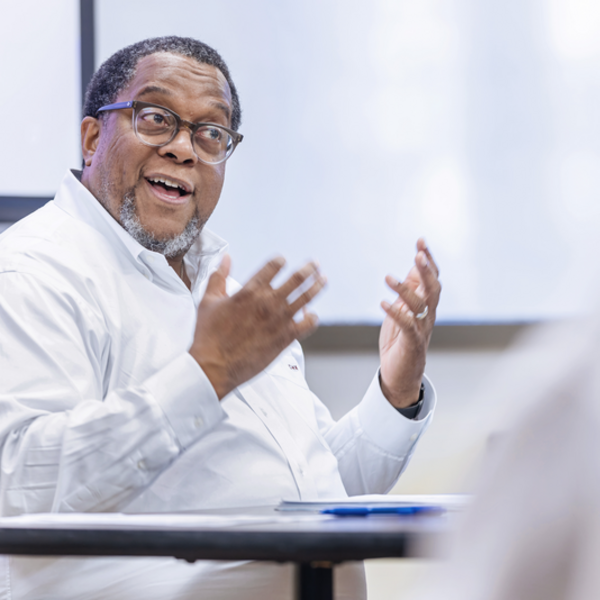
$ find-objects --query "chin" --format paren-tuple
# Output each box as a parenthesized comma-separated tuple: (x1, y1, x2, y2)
(120, 193, 205, 257)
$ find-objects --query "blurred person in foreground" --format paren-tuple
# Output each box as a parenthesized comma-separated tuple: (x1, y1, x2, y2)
(414, 314, 600, 600)
(0, 36, 441, 599)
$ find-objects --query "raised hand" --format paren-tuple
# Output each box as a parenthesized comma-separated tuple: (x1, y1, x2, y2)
(189, 255, 326, 399)
(379, 239, 441, 409)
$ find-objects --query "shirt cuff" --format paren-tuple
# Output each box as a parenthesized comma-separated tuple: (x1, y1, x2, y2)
(143, 353, 226, 450)
(356, 371, 436, 457)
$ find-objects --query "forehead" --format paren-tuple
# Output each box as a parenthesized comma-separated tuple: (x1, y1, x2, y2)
(119, 53, 232, 121)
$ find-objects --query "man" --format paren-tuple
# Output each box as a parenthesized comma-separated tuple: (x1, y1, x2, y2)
(0, 37, 440, 599)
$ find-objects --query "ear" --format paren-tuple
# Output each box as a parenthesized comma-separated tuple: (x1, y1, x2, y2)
(81, 116, 102, 167)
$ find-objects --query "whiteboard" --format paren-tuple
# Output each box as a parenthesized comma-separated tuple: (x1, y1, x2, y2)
(0, 0, 80, 196)
(4, 0, 600, 323)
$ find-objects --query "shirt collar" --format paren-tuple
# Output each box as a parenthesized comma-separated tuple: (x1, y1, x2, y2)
(53, 170, 228, 289)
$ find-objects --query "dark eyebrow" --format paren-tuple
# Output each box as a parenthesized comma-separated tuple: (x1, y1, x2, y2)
(136, 85, 231, 123)
(212, 102, 231, 121)
(137, 85, 173, 98)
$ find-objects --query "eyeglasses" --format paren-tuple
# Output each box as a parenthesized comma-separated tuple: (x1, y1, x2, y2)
(96, 100, 243, 165)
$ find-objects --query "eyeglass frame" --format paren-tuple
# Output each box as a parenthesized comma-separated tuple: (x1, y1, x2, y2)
(95, 100, 244, 165)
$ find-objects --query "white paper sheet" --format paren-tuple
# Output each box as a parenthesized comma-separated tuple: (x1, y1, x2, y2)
(0, 512, 329, 530)
(278, 494, 471, 512)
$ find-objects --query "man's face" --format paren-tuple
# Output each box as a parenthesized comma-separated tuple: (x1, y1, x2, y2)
(81, 53, 233, 256)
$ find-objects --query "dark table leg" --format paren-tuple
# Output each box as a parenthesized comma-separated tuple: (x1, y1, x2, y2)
(295, 561, 334, 600)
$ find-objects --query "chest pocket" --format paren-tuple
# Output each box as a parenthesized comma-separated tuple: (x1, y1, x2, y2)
(259, 352, 330, 449)
(265, 352, 308, 386)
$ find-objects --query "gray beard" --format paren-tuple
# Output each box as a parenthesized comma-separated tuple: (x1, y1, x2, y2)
(118, 190, 205, 259)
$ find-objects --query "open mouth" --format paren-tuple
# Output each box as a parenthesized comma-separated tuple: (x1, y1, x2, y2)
(146, 176, 192, 201)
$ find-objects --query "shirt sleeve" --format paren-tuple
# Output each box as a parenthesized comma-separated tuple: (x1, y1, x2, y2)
(309, 354, 436, 496)
(0, 271, 225, 516)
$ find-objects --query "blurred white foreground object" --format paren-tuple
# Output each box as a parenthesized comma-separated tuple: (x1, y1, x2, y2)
(415, 313, 600, 600)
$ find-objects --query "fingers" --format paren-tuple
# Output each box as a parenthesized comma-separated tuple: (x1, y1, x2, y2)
(385, 275, 427, 318)
(218, 253, 231, 278)
(277, 261, 321, 298)
(402, 239, 441, 308)
(293, 309, 320, 340)
(205, 253, 231, 298)
(415, 249, 442, 308)
(240, 256, 325, 336)
(288, 273, 327, 314)
(245, 259, 325, 307)
(381, 299, 420, 338)
(383, 239, 441, 325)
(416, 238, 440, 278)
(263, 260, 326, 314)
(246, 256, 287, 288)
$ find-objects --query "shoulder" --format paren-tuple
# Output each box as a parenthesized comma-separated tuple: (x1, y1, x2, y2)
(2, 199, 126, 275)
(0, 204, 120, 323)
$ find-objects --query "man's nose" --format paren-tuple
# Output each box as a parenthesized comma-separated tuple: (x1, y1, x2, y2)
(157, 127, 198, 164)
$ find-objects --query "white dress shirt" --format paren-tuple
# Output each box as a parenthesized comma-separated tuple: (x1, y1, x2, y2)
(0, 170, 435, 600)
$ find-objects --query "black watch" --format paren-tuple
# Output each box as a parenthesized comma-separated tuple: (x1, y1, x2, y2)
(396, 382, 425, 420)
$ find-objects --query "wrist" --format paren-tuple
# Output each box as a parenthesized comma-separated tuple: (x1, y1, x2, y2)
(379, 372, 423, 409)
(189, 349, 232, 401)
(396, 384, 425, 419)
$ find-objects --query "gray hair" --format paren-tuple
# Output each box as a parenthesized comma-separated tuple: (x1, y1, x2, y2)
(83, 36, 241, 131)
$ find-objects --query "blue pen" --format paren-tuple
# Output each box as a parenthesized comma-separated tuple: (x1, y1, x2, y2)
(321, 506, 445, 516)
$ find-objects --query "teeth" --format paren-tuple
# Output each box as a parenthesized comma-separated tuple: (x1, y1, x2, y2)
(148, 177, 186, 191)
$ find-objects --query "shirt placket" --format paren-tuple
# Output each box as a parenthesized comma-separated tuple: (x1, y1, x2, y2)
(236, 383, 319, 500)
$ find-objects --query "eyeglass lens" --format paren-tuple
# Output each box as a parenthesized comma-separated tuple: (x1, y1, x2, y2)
(134, 106, 233, 164)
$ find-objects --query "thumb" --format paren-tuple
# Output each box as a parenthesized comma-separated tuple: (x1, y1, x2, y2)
(218, 253, 231, 278)
(205, 254, 231, 298)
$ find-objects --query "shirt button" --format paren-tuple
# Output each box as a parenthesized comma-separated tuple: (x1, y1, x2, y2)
(143, 272, 150, 280)
(194, 416, 204, 428)
(260, 408, 268, 417)
(137, 459, 146, 470)
(409, 434, 418, 442)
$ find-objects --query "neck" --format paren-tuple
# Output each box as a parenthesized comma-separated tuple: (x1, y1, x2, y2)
(167, 256, 190, 289)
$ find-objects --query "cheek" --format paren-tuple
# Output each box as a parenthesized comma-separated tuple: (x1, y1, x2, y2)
(196, 169, 226, 215)
(88, 144, 121, 206)
(94, 141, 125, 189)
(100, 126, 145, 183)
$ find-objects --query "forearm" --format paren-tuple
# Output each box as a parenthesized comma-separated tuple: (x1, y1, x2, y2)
(0, 354, 224, 515)
(322, 374, 436, 495)
(0, 390, 180, 515)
